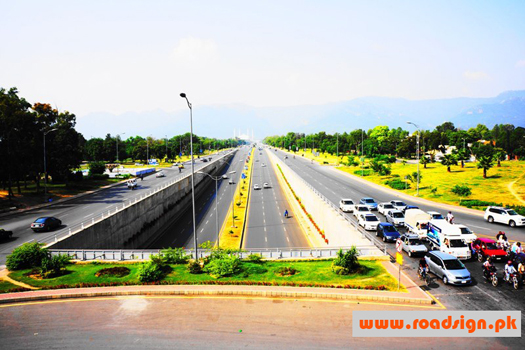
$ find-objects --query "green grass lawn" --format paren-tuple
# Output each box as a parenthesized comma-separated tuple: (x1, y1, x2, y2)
(7, 260, 403, 292)
(0, 280, 29, 293)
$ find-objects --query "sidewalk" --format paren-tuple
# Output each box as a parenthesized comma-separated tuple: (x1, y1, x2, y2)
(0, 261, 437, 307)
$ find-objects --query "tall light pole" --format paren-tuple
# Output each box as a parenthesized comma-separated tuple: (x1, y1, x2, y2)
(43, 128, 58, 202)
(228, 170, 237, 228)
(180, 93, 198, 259)
(336, 132, 339, 158)
(116, 132, 125, 162)
(165, 135, 168, 160)
(407, 121, 420, 196)
(361, 129, 364, 177)
(197, 171, 221, 247)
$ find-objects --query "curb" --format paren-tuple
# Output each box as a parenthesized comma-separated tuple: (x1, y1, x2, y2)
(0, 285, 434, 306)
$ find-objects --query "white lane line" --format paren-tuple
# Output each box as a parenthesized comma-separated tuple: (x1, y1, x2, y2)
(281, 219, 284, 223)
(283, 227, 287, 232)
(474, 285, 499, 303)
(265, 236, 268, 242)
(286, 236, 290, 242)
(200, 228, 204, 233)
(83, 213, 93, 218)
(264, 227, 267, 232)
(205, 220, 209, 225)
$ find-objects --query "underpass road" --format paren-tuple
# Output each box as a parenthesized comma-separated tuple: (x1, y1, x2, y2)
(272, 148, 525, 326)
(244, 148, 308, 249)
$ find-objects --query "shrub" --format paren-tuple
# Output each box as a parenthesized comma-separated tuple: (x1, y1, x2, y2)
(40, 254, 71, 278)
(385, 178, 409, 190)
(6, 242, 48, 271)
(187, 259, 203, 274)
(354, 169, 372, 176)
(331, 247, 360, 275)
(379, 164, 391, 176)
(275, 266, 297, 276)
(204, 255, 241, 278)
(451, 184, 472, 197)
(246, 254, 263, 263)
(138, 261, 164, 282)
(88, 161, 106, 176)
(161, 247, 190, 264)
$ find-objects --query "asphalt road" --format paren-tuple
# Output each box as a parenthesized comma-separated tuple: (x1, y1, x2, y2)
(146, 146, 251, 248)
(272, 148, 525, 323)
(243, 148, 309, 249)
(0, 296, 517, 349)
(0, 151, 235, 264)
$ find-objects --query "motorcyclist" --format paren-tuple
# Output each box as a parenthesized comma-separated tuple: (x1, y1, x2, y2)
(482, 258, 496, 279)
(510, 242, 522, 260)
(504, 260, 517, 282)
(446, 211, 454, 224)
(518, 261, 525, 282)
(496, 232, 509, 250)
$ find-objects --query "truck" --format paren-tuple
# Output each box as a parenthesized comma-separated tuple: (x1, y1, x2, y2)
(427, 220, 475, 260)
(405, 209, 431, 239)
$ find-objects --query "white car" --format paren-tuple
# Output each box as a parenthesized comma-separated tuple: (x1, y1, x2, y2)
(400, 234, 428, 257)
(254, 184, 261, 190)
(353, 205, 371, 218)
(261, 163, 266, 167)
(385, 210, 405, 227)
(427, 211, 445, 220)
(358, 213, 380, 231)
(390, 200, 407, 212)
(155, 171, 165, 178)
(222, 174, 228, 179)
(228, 179, 235, 185)
(378, 202, 395, 215)
(339, 199, 355, 213)
(263, 182, 271, 188)
(484, 206, 525, 227)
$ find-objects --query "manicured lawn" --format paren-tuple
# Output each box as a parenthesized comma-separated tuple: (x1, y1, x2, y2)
(0, 280, 28, 293)
(7, 259, 403, 292)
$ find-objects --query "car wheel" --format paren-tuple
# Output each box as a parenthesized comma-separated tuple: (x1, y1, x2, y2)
(509, 220, 516, 228)
(408, 251, 412, 258)
(443, 276, 448, 285)
(382, 236, 386, 242)
(488, 216, 494, 223)
(477, 253, 484, 262)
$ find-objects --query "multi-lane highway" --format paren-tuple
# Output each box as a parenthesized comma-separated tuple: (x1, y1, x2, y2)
(272, 147, 525, 319)
(243, 148, 309, 249)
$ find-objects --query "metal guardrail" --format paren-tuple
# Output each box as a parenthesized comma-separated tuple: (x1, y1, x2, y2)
(279, 156, 387, 255)
(49, 245, 382, 261)
(40, 151, 236, 246)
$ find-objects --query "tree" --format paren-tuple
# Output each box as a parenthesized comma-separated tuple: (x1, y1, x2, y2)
(420, 156, 430, 169)
(477, 155, 494, 178)
(453, 148, 469, 168)
(493, 147, 506, 167)
(441, 154, 457, 172)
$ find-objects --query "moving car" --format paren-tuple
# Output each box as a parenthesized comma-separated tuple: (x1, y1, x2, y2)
(390, 200, 407, 211)
(470, 238, 507, 262)
(263, 183, 271, 188)
(261, 163, 266, 167)
(353, 205, 371, 218)
(358, 213, 380, 231)
(30, 217, 62, 232)
(385, 210, 405, 227)
(222, 174, 229, 179)
(424, 251, 472, 285)
(378, 202, 395, 215)
(228, 179, 235, 185)
(484, 206, 525, 227)
(127, 178, 138, 190)
(156, 171, 165, 178)
(339, 199, 356, 213)
(359, 197, 378, 211)
(427, 211, 445, 220)
(0, 228, 13, 240)
(403, 205, 419, 214)
(253, 184, 261, 190)
(376, 223, 400, 243)
(400, 233, 428, 257)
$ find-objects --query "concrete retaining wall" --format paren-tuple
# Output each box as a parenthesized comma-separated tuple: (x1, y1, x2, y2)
(51, 153, 235, 249)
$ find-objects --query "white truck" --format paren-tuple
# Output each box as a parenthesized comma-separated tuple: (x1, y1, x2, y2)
(405, 209, 431, 239)
(427, 220, 476, 260)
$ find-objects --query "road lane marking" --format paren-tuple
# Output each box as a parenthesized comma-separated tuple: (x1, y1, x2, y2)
(473, 285, 499, 303)
(83, 213, 93, 218)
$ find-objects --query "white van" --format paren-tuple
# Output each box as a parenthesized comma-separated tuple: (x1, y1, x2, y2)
(405, 209, 431, 239)
(427, 220, 476, 260)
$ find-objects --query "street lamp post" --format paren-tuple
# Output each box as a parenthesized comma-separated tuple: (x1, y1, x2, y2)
(116, 132, 125, 162)
(197, 172, 221, 247)
(43, 128, 58, 203)
(407, 121, 420, 196)
(165, 135, 168, 160)
(361, 129, 364, 177)
(180, 93, 198, 259)
(229, 170, 236, 228)
(336, 132, 339, 158)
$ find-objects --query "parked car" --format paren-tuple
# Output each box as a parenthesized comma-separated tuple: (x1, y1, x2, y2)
(0, 228, 13, 240)
(228, 179, 235, 185)
(376, 223, 400, 243)
(427, 211, 445, 220)
(470, 238, 507, 262)
(339, 199, 356, 213)
(353, 205, 371, 218)
(156, 171, 165, 178)
(30, 217, 62, 232)
(403, 205, 419, 214)
(484, 206, 525, 227)
(359, 197, 378, 211)
(263, 182, 271, 188)
(358, 213, 380, 231)
(425, 251, 472, 285)
(378, 202, 395, 215)
(390, 200, 407, 211)
(253, 184, 261, 190)
(400, 233, 428, 257)
(385, 210, 405, 227)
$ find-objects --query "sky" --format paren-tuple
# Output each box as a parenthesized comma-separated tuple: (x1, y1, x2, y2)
(1, 0, 525, 137)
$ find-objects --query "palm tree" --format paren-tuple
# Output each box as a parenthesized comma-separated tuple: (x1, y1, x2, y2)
(420, 156, 429, 169)
(494, 148, 506, 167)
(477, 155, 495, 178)
(441, 154, 458, 172)
(453, 148, 469, 168)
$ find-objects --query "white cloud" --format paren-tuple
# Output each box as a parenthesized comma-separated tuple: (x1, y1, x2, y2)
(171, 37, 218, 63)
(463, 71, 488, 80)
(516, 60, 525, 68)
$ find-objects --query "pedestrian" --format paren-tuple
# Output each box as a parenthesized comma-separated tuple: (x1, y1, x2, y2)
(446, 211, 454, 224)
(284, 210, 288, 218)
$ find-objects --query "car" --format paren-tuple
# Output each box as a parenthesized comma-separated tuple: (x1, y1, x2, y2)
(353, 205, 371, 218)
(359, 197, 378, 211)
(222, 174, 229, 179)
(403, 205, 419, 214)
(400, 233, 428, 257)
(376, 223, 400, 243)
(484, 206, 525, 227)
(385, 210, 405, 227)
(254, 184, 261, 190)
(228, 179, 235, 185)
(156, 171, 166, 178)
(425, 251, 472, 285)
(201, 158, 208, 162)
(470, 238, 507, 262)
(0, 228, 13, 241)
(427, 211, 445, 220)
(263, 182, 271, 188)
(390, 200, 407, 211)
(30, 217, 62, 232)
(261, 163, 266, 167)
(339, 199, 356, 213)
(358, 213, 380, 231)
(256, 159, 259, 162)
(378, 202, 395, 215)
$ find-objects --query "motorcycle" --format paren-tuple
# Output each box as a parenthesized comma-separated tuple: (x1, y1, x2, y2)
(503, 272, 519, 290)
(418, 267, 431, 286)
(482, 267, 498, 287)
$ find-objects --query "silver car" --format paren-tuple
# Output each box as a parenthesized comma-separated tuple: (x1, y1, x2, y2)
(425, 251, 472, 285)
(378, 202, 395, 215)
(401, 234, 428, 257)
(385, 210, 405, 227)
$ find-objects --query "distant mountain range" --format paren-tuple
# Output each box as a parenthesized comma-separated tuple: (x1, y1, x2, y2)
(76, 91, 525, 140)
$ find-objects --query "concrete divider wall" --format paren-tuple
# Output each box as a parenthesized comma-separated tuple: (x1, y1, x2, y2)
(51, 153, 235, 249)
(267, 151, 372, 248)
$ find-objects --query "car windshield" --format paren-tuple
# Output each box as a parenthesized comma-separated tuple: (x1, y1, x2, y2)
(383, 226, 397, 233)
(365, 216, 378, 222)
(383, 204, 394, 209)
(449, 239, 467, 248)
(35, 218, 47, 223)
(432, 214, 444, 219)
(507, 210, 518, 216)
(443, 259, 465, 270)
(486, 243, 499, 250)
(358, 207, 368, 211)
(364, 199, 375, 203)
(393, 212, 404, 218)
(409, 239, 422, 245)
(459, 227, 473, 235)
(395, 201, 406, 206)
(343, 200, 353, 205)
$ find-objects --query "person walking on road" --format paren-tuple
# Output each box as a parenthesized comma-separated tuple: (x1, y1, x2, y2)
(446, 211, 454, 224)
(284, 210, 289, 218)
